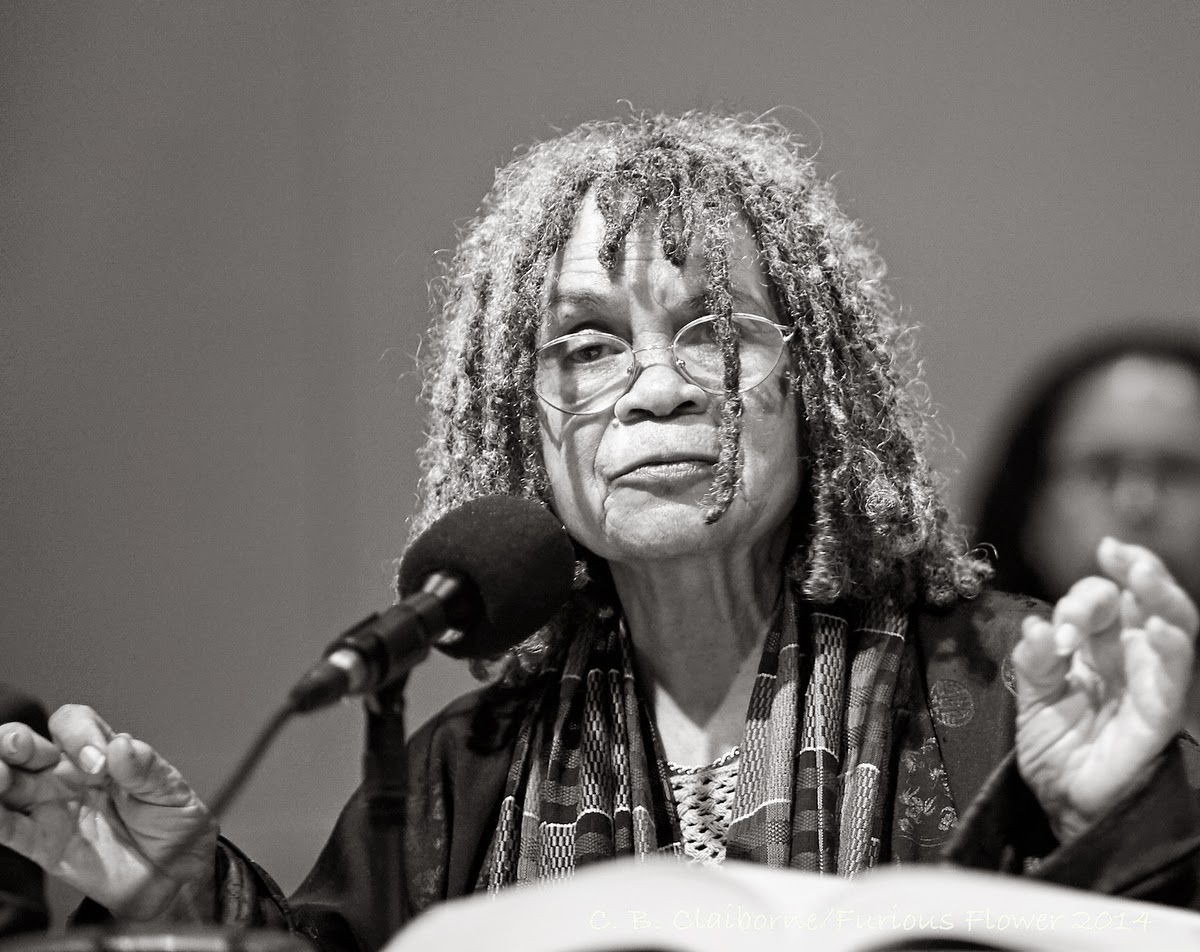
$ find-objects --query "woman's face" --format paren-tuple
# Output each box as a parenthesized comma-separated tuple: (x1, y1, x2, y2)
(537, 196, 802, 568)
(1022, 354, 1200, 598)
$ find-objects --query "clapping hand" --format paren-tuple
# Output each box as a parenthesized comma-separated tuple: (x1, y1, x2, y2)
(0, 704, 217, 920)
(1014, 537, 1199, 841)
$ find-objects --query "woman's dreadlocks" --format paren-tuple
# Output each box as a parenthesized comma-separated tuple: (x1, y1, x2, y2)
(410, 111, 990, 683)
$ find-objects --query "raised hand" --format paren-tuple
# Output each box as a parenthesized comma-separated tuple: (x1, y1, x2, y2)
(1013, 537, 1200, 841)
(0, 704, 217, 920)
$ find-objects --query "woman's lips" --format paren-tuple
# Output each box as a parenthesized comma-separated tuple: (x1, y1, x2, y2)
(609, 458, 716, 488)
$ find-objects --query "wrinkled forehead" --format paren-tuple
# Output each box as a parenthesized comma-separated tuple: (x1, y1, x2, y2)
(541, 191, 773, 311)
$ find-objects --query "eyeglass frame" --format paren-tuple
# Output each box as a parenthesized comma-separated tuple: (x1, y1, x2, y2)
(533, 311, 796, 415)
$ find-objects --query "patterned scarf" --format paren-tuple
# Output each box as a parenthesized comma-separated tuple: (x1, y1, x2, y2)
(481, 586, 949, 888)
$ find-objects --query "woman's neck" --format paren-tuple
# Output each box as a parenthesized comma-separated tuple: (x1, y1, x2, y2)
(609, 540, 786, 765)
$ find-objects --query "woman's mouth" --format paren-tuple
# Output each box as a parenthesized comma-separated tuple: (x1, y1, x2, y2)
(610, 458, 716, 488)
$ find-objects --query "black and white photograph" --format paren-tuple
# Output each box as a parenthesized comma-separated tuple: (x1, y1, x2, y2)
(3, 3, 1199, 949)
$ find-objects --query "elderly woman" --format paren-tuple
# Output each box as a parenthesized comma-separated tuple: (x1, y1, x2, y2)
(2, 113, 1199, 946)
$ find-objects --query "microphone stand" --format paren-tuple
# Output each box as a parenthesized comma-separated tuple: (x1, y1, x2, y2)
(363, 676, 411, 951)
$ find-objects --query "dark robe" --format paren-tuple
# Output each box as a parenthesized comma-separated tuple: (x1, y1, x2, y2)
(77, 591, 1200, 950)
(0, 684, 50, 937)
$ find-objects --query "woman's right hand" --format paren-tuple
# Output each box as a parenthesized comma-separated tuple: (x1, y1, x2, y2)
(0, 704, 218, 921)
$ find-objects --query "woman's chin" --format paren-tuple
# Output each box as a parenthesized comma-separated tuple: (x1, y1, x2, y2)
(594, 496, 739, 563)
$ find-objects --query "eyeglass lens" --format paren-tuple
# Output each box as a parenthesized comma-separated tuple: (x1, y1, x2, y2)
(535, 314, 787, 414)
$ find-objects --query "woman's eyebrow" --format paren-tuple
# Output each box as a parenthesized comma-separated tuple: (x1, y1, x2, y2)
(547, 286, 770, 318)
(679, 287, 771, 314)
(546, 288, 614, 314)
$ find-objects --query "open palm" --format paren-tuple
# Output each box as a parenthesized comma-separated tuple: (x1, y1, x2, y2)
(1014, 538, 1199, 839)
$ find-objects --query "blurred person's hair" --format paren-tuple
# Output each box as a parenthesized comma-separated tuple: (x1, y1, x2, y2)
(972, 321, 1200, 600)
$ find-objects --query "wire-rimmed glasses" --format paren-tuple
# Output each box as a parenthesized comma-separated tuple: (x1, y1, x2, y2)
(534, 312, 794, 415)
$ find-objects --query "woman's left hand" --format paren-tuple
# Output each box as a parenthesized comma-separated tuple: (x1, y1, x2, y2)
(1013, 537, 1199, 842)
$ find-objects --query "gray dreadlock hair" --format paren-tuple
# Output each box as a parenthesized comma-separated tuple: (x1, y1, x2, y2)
(410, 110, 990, 683)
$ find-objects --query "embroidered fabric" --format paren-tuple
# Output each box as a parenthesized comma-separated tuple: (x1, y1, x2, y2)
(481, 595, 919, 888)
(668, 748, 741, 865)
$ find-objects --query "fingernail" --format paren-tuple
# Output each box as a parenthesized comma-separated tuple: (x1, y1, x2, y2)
(1054, 622, 1079, 657)
(1024, 615, 1050, 639)
(1, 732, 18, 756)
(79, 744, 106, 774)
(1101, 536, 1129, 562)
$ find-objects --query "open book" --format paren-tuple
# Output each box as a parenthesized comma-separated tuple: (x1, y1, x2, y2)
(388, 857, 1200, 952)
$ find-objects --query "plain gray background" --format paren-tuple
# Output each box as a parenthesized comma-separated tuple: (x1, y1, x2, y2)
(3, 0, 1198, 916)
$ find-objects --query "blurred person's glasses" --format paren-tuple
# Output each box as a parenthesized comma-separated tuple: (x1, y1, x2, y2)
(1055, 453, 1200, 496)
(535, 313, 795, 415)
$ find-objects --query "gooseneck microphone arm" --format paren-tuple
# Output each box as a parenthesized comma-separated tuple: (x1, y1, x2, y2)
(120, 580, 463, 933)
(116, 496, 575, 949)
(288, 572, 482, 713)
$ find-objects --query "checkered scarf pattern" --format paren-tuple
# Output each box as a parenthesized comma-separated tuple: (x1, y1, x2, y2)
(481, 588, 920, 889)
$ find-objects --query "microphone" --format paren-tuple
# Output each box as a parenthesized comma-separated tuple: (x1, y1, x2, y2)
(288, 495, 575, 712)
(114, 497, 571, 928)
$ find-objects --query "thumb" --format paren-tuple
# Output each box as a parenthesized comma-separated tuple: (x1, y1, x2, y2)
(105, 734, 199, 810)
(105, 735, 215, 877)
(1013, 615, 1071, 707)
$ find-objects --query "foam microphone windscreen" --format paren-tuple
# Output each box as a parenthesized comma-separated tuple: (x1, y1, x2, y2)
(396, 495, 576, 658)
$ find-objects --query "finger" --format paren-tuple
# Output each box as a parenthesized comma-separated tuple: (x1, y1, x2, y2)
(1076, 619, 1127, 692)
(47, 704, 116, 778)
(1052, 575, 1121, 639)
(0, 803, 41, 862)
(0, 723, 62, 772)
(1052, 622, 1083, 658)
(1119, 618, 1193, 739)
(1118, 589, 1143, 630)
(1106, 541, 1200, 637)
(1096, 536, 1160, 585)
(1064, 592, 1129, 689)
(1013, 615, 1071, 705)
(0, 759, 70, 811)
(106, 734, 196, 809)
(1144, 615, 1196, 674)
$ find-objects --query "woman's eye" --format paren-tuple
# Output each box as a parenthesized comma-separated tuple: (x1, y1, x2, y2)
(1159, 454, 1200, 485)
(692, 319, 743, 346)
(564, 340, 621, 364)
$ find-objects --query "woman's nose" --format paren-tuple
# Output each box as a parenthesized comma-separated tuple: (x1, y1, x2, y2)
(613, 343, 707, 421)
(1110, 466, 1162, 527)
